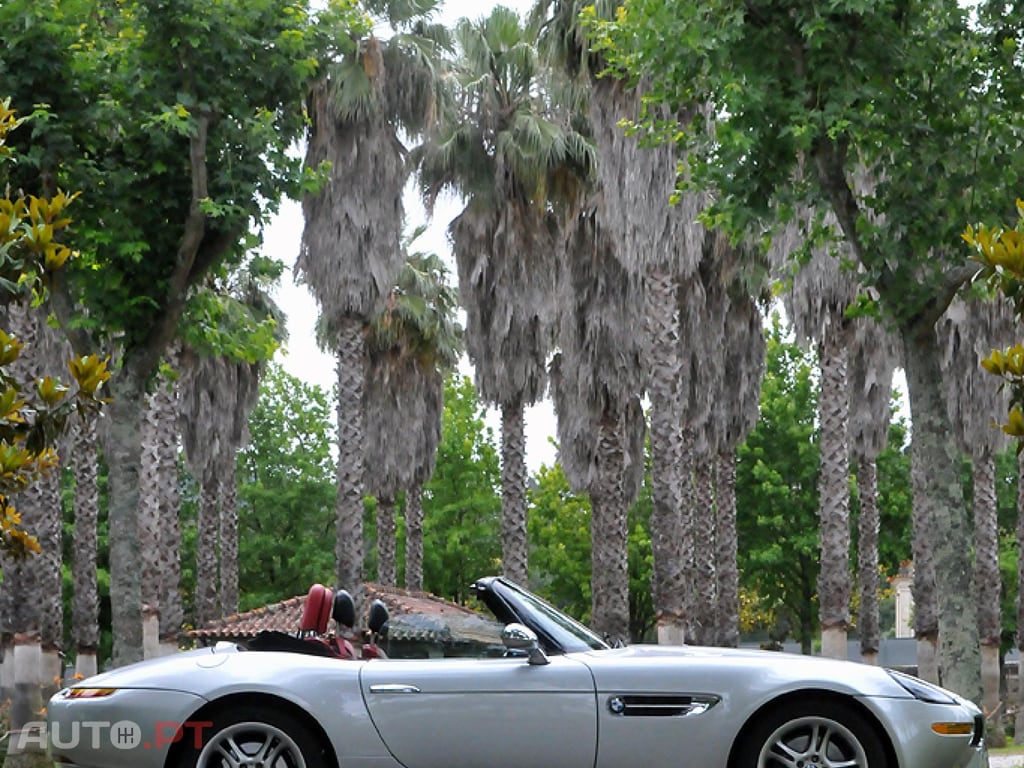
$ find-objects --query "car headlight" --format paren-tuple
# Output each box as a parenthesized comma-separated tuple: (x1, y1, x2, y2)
(63, 687, 118, 699)
(886, 670, 958, 705)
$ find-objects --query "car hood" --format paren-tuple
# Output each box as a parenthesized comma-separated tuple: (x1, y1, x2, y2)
(578, 643, 913, 699)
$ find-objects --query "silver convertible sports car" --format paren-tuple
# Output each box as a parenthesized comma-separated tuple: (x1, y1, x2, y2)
(47, 577, 986, 768)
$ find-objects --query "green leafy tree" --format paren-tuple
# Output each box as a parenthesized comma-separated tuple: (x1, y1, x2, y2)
(591, 0, 1024, 700)
(420, 375, 502, 604)
(235, 365, 337, 610)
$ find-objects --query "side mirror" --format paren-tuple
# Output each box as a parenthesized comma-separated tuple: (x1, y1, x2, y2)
(501, 623, 549, 666)
(368, 599, 390, 634)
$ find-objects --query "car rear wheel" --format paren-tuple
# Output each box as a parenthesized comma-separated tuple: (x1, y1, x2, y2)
(175, 706, 330, 768)
(738, 698, 889, 768)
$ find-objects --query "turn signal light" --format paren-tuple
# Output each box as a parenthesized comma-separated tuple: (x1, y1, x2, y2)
(66, 687, 117, 699)
(931, 722, 974, 736)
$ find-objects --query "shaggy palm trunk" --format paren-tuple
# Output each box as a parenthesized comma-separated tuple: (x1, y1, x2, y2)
(219, 468, 239, 616)
(646, 266, 686, 645)
(107, 373, 147, 665)
(195, 477, 220, 626)
(691, 459, 716, 646)
(1016, 451, 1024, 738)
(72, 419, 100, 678)
(856, 457, 880, 664)
(335, 317, 367, 609)
(973, 450, 1001, 728)
(377, 496, 397, 586)
(500, 400, 529, 586)
(715, 450, 740, 648)
(903, 324, 980, 702)
(590, 418, 630, 645)
(34, 467, 64, 695)
(405, 484, 424, 592)
(910, 454, 940, 683)
(679, 428, 698, 639)
(817, 331, 851, 660)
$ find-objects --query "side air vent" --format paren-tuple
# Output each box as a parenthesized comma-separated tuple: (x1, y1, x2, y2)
(606, 694, 720, 717)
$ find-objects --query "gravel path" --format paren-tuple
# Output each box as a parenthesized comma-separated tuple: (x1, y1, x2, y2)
(991, 754, 1024, 767)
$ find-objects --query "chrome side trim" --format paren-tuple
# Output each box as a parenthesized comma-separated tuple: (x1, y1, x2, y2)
(606, 694, 720, 717)
(369, 684, 422, 694)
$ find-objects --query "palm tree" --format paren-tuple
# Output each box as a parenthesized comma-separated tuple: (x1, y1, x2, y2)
(299, 0, 449, 606)
(71, 416, 100, 677)
(531, 0, 705, 644)
(775, 208, 860, 660)
(417, 6, 592, 587)
(363, 233, 461, 588)
(847, 319, 899, 665)
(550, 197, 646, 643)
(938, 296, 1014, 730)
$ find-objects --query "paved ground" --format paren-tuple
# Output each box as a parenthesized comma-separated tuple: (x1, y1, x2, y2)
(991, 754, 1024, 767)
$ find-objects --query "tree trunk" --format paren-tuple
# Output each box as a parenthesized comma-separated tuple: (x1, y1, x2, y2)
(646, 265, 686, 645)
(35, 465, 63, 693)
(335, 317, 367, 611)
(71, 419, 99, 678)
(155, 362, 183, 652)
(5, 635, 50, 768)
(139, 391, 162, 639)
(715, 450, 740, 648)
(910, 449, 940, 683)
(1016, 450, 1024, 738)
(106, 373, 147, 665)
(195, 475, 220, 626)
(856, 457, 880, 664)
(817, 330, 851, 660)
(219, 460, 239, 616)
(678, 428, 697, 640)
(405, 484, 424, 592)
(903, 322, 980, 702)
(377, 496, 397, 586)
(590, 418, 630, 645)
(973, 450, 1001, 733)
(500, 399, 528, 586)
(691, 458, 716, 646)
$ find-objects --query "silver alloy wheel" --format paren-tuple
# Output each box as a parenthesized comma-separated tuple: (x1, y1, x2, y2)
(197, 721, 308, 768)
(757, 715, 869, 768)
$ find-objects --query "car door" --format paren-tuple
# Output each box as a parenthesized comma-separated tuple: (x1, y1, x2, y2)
(360, 655, 597, 768)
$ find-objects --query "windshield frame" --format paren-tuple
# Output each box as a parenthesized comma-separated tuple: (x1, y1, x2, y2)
(473, 577, 610, 653)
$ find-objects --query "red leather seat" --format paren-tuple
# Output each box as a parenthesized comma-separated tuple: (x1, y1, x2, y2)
(299, 583, 333, 637)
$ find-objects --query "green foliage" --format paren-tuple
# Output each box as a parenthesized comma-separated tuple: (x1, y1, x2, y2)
(419, 375, 502, 603)
(736, 313, 820, 652)
(234, 364, 337, 609)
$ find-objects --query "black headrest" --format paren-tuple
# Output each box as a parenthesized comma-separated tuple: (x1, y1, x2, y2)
(332, 589, 356, 628)
(368, 599, 390, 634)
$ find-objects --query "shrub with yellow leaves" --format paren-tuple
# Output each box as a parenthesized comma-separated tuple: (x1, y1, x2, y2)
(0, 98, 110, 559)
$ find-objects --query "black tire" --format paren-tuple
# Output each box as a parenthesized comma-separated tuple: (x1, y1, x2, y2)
(736, 697, 889, 768)
(174, 704, 330, 768)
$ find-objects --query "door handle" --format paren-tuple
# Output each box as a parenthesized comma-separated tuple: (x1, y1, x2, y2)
(369, 684, 421, 694)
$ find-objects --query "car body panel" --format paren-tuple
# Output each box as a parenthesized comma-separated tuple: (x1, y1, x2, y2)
(360, 655, 596, 768)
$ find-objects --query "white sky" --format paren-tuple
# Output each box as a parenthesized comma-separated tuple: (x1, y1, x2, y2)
(264, 0, 559, 473)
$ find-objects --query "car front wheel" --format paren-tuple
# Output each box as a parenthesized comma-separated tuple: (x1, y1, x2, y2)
(175, 706, 330, 768)
(738, 698, 889, 768)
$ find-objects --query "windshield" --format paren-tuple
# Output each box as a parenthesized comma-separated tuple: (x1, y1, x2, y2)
(494, 578, 610, 652)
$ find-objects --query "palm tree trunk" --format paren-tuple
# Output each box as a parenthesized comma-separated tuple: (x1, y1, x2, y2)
(36, 465, 64, 696)
(72, 418, 100, 678)
(6, 634, 49, 768)
(219, 464, 239, 616)
(139, 391, 162, 657)
(817, 330, 851, 660)
(903, 322, 979, 701)
(590, 417, 630, 644)
(405, 483, 424, 592)
(856, 457, 880, 664)
(679, 427, 697, 640)
(335, 317, 367, 609)
(973, 450, 1001, 727)
(377, 496, 397, 586)
(646, 266, 686, 645)
(195, 476, 220, 626)
(155, 364, 183, 653)
(500, 399, 528, 585)
(715, 450, 740, 648)
(691, 458, 716, 646)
